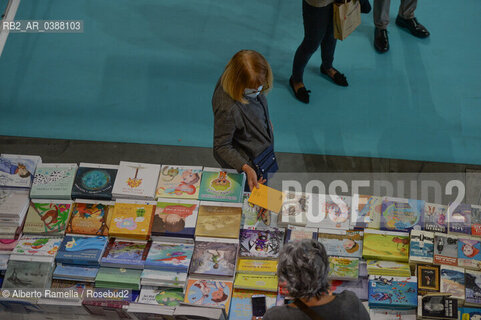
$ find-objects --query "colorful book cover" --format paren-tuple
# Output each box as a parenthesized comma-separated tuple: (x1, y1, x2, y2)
(112, 161, 161, 199)
(465, 270, 481, 306)
(239, 229, 284, 259)
(458, 238, 481, 270)
(362, 230, 409, 262)
(368, 276, 417, 309)
(460, 307, 481, 318)
(11, 236, 61, 258)
(229, 289, 276, 320)
(0, 154, 41, 188)
(138, 287, 184, 306)
(417, 264, 440, 294)
(144, 241, 194, 273)
(23, 200, 73, 235)
(424, 203, 448, 233)
(71, 163, 118, 200)
(380, 197, 424, 231)
(109, 201, 155, 240)
(236, 259, 278, 275)
(184, 279, 233, 313)
(95, 267, 142, 290)
(195, 202, 242, 239)
(56, 235, 108, 266)
(189, 240, 237, 277)
(440, 266, 465, 300)
(30, 163, 77, 199)
(198, 168, 245, 203)
(409, 230, 434, 264)
(366, 260, 411, 277)
(434, 234, 458, 266)
(318, 230, 363, 258)
(330, 278, 368, 301)
(471, 205, 481, 237)
(234, 274, 278, 292)
(448, 203, 472, 235)
(100, 239, 150, 269)
(351, 195, 382, 229)
(320, 195, 352, 230)
(285, 226, 317, 243)
(66, 201, 113, 236)
(53, 264, 99, 281)
(328, 257, 359, 280)
(151, 199, 199, 238)
(155, 165, 202, 200)
(242, 192, 277, 230)
(421, 295, 458, 319)
(278, 191, 310, 227)
(2, 260, 54, 289)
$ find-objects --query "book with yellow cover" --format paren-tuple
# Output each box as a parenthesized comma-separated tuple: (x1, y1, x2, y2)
(248, 185, 284, 214)
(362, 229, 409, 262)
(108, 200, 156, 240)
(234, 274, 278, 292)
(195, 202, 242, 239)
(366, 260, 411, 277)
(237, 259, 278, 275)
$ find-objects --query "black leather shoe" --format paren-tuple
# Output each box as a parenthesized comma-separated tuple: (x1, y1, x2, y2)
(289, 76, 310, 104)
(359, 0, 371, 14)
(320, 65, 348, 87)
(395, 16, 430, 38)
(374, 27, 389, 53)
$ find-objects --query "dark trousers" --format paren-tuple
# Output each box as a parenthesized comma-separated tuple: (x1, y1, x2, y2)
(292, 1, 337, 83)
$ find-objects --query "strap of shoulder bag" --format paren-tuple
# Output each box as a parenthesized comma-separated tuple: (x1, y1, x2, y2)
(293, 299, 324, 320)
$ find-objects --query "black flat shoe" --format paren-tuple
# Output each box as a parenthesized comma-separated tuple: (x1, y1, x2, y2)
(320, 66, 348, 87)
(289, 77, 310, 104)
(395, 16, 430, 38)
(374, 27, 389, 53)
(359, 0, 371, 14)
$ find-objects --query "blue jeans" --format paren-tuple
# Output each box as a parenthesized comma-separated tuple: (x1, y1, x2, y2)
(292, 1, 337, 83)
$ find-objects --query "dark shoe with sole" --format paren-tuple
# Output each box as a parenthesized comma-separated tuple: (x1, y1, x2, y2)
(359, 0, 371, 14)
(289, 77, 311, 104)
(374, 27, 389, 53)
(395, 16, 430, 38)
(320, 65, 348, 87)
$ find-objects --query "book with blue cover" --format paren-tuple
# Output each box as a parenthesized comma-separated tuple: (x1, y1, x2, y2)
(53, 264, 99, 282)
(144, 241, 194, 273)
(71, 163, 118, 200)
(100, 239, 150, 269)
(0, 154, 41, 188)
(56, 235, 108, 266)
(380, 197, 424, 232)
(440, 265, 465, 301)
(409, 230, 434, 264)
(368, 276, 417, 309)
(448, 203, 472, 235)
(198, 168, 245, 203)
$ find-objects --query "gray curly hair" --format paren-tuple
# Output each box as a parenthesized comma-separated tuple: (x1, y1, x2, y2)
(278, 239, 330, 299)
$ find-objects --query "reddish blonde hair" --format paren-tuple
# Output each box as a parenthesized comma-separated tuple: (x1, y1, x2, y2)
(221, 50, 273, 104)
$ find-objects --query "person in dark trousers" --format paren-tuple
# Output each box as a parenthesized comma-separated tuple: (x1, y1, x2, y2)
(212, 50, 275, 191)
(373, 0, 430, 53)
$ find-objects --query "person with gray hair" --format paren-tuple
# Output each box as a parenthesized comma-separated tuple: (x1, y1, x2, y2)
(262, 239, 369, 320)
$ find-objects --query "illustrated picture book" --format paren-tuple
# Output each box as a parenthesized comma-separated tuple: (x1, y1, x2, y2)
(458, 238, 481, 270)
(56, 235, 108, 266)
(320, 195, 352, 230)
(417, 264, 440, 294)
(351, 194, 382, 229)
(2, 259, 54, 289)
(434, 233, 458, 266)
(109, 200, 156, 240)
(465, 269, 481, 306)
(195, 202, 242, 239)
(328, 257, 359, 281)
(30, 163, 77, 199)
(380, 197, 424, 232)
(278, 191, 311, 227)
(448, 203, 472, 235)
(184, 279, 233, 313)
(239, 229, 284, 259)
(189, 238, 238, 277)
(11, 236, 62, 260)
(233, 274, 278, 292)
(366, 260, 411, 277)
(138, 286, 184, 306)
(0, 154, 41, 188)
(100, 239, 150, 269)
(144, 241, 194, 273)
(155, 165, 203, 200)
(23, 200, 73, 236)
(112, 161, 161, 200)
(409, 230, 435, 264)
(368, 276, 417, 309)
(440, 265, 465, 301)
(71, 163, 118, 200)
(242, 192, 277, 230)
(198, 168, 245, 203)
(318, 230, 363, 258)
(362, 229, 409, 262)
(151, 198, 199, 239)
(66, 200, 114, 236)
(424, 203, 448, 233)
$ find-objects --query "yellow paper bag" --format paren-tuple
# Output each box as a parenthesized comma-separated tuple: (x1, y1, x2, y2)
(334, 0, 361, 40)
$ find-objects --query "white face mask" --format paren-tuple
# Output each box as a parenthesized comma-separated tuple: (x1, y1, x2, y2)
(244, 85, 263, 98)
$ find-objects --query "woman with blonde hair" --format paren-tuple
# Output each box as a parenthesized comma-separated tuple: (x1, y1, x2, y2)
(212, 50, 277, 191)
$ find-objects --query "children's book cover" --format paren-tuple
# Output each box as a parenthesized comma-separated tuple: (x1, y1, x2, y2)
(242, 192, 277, 230)
(190, 240, 238, 277)
(321, 195, 352, 230)
(351, 195, 382, 229)
(138, 287, 184, 306)
(409, 230, 434, 264)
(362, 230, 409, 262)
(195, 203, 242, 239)
(471, 205, 481, 237)
(368, 276, 417, 309)
(328, 257, 359, 281)
(380, 197, 424, 232)
(278, 192, 310, 227)
(66, 201, 113, 236)
(71, 163, 118, 200)
(366, 260, 411, 277)
(234, 274, 278, 292)
(0, 154, 41, 188)
(229, 289, 276, 320)
(53, 264, 99, 281)
(144, 242, 194, 273)
(239, 229, 284, 259)
(465, 270, 481, 306)
(285, 226, 317, 243)
(198, 169, 245, 203)
(155, 165, 202, 200)
(184, 279, 233, 313)
(440, 266, 465, 300)
(424, 203, 448, 233)
(318, 230, 363, 258)
(448, 203, 472, 235)
(0, 188, 29, 216)
(434, 234, 458, 266)
(23, 200, 73, 235)
(2, 260, 53, 289)
(417, 264, 440, 294)
(30, 163, 77, 199)
(12, 236, 61, 257)
(458, 238, 481, 270)
(151, 199, 199, 238)
(109, 201, 155, 240)
(330, 278, 368, 301)
(236, 259, 278, 275)
(56, 236, 108, 266)
(112, 161, 161, 199)
(100, 239, 150, 269)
